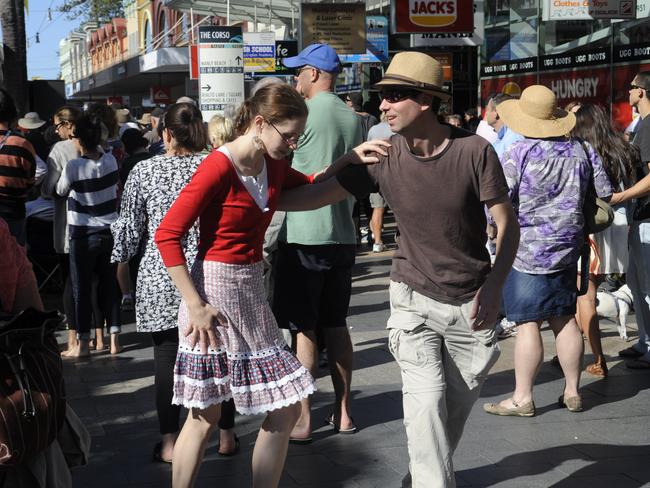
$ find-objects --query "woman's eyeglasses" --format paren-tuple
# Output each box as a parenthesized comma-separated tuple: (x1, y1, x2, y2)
(54, 120, 68, 130)
(266, 120, 302, 147)
(379, 88, 422, 103)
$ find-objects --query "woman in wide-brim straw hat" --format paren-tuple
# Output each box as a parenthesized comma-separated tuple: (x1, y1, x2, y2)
(483, 85, 614, 417)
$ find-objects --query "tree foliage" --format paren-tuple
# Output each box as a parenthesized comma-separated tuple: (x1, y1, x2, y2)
(58, 0, 124, 23)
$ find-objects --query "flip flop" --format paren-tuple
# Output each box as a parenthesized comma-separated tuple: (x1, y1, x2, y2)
(289, 436, 312, 444)
(217, 435, 240, 457)
(325, 412, 358, 434)
(152, 442, 172, 464)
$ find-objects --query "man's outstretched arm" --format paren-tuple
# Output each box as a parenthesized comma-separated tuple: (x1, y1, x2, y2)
(278, 176, 352, 211)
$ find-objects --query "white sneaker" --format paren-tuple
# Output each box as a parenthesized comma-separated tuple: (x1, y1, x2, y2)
(372, 243, 386, 253)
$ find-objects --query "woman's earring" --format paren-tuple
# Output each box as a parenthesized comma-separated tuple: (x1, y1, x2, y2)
(253, 135, 264, 150)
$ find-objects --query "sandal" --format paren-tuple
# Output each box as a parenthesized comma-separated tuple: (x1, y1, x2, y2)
(325, 412, 357, 434)
(152, 442, 172, 464)
(217, 435, 240, 457)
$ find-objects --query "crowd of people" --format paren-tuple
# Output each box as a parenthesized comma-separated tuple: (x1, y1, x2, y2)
(1, 42, 650, 488)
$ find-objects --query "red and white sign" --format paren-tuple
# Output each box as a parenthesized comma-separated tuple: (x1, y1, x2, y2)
(539, 67, 610, 107)
(151, 86, 172, 104)
(106, 96, 123, 106)
(392, 0, 473, 33)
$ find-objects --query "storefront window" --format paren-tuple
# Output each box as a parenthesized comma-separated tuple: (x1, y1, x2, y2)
(159, 13, 170, 48)
(540, 19, 610, 55)
(484, 19, 538, 62)
(144, 19, 152, 53)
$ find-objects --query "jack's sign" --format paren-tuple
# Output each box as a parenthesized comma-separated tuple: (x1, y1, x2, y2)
(392, 0, 473, 33)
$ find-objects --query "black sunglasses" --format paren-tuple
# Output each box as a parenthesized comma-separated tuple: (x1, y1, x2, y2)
(631, 84, 646, 91)
(379, 88, 422, 103)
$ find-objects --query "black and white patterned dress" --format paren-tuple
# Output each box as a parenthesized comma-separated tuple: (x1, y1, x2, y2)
(111, 154, 204, 332)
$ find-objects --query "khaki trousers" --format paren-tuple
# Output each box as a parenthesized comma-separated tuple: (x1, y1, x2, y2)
(387, 281, 500, 488)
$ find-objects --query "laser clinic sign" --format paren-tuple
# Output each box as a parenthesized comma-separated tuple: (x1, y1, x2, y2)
(392, 0, 473, 33)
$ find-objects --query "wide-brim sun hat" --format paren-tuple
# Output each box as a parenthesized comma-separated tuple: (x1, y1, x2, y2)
(18, 112, 46, 129)
(496, 85, 576, 138)
(373, 51, 451, 102)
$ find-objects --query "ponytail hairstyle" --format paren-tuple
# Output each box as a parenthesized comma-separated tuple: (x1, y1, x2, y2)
(163, 102, 207, 152)
(54, 105, 82, 126)
(85, 103, 118, 141)
(234, 83, 307, 136)
(73, 114, 104, 152)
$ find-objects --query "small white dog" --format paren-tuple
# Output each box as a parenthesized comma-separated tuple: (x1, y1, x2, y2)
(596, 284, 633, 341)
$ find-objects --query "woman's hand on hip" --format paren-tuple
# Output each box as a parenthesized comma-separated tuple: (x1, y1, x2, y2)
(185, 301, 228, 354)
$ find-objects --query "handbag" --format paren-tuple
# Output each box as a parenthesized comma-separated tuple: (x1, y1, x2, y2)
(0, 308, 66, 467)
(580, 142, 614, 234)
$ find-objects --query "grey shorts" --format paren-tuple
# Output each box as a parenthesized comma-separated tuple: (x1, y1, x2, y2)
(369, 192, 385, 209)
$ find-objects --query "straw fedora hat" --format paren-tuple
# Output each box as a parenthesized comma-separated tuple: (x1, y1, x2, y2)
(18, 112, 46, 130)
(374, 51, 451, 101)
(496, 85, 575, 138)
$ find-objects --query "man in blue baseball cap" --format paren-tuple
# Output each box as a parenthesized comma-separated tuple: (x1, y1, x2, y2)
(273, 42, 362, 443)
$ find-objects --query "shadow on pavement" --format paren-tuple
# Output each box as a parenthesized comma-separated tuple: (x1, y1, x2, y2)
(458, 443, 650, 487)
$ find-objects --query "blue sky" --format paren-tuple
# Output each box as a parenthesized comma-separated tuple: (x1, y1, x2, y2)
(25, 1, 80, 79)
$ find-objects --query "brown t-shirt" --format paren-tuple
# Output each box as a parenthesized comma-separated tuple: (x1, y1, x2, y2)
(337, 127, 508, 304)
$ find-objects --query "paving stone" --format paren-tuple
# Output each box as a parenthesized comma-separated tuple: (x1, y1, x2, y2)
(62, 234, 650, 487)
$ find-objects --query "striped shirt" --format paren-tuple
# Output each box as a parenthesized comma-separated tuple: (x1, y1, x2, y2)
(0, 130, 36, 219)
(56, 152, 119, 239)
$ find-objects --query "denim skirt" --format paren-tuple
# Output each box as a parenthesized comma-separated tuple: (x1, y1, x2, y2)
(502, 266, 577, 323)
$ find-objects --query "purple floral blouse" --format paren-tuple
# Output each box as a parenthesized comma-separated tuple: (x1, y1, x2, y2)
(501, 138, 613, 274)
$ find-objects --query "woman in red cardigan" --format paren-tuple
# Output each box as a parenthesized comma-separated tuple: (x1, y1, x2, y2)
(155, 83, 388, 488)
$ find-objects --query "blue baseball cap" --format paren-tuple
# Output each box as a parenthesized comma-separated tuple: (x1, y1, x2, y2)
(282, 43, 341, 73)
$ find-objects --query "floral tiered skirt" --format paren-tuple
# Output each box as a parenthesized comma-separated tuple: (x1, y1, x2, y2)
(173, 260, 315, 415)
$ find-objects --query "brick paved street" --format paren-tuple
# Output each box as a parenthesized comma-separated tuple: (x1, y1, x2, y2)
(58, 235, 650, 488)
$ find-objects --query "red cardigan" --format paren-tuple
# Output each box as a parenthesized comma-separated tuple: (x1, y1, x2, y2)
(155, 150, 312, 267)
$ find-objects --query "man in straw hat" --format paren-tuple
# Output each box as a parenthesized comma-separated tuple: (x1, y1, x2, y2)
(279, 51, 520, 487)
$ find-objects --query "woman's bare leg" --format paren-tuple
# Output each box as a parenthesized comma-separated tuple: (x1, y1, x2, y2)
(252, 403, 301, 488)
(172, 404, 221, 488)
(576, 276, 606, 371)
(549, 315, 584, 398)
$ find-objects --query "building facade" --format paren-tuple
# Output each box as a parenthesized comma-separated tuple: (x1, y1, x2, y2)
(480, 1, 650, 129)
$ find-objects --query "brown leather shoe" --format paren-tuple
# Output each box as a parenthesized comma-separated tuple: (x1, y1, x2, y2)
(558, 394, 583, 412)
(484, 399, 535, 417)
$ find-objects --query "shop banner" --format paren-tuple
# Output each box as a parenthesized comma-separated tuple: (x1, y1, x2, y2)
(481, 56, 537, 77)
(538, 67, 610, 106)
(411, 0, 484, 46)
(542, 0, 636, 20)
(367, 16, 389, 61)
(540, 47, 610, 70)
(150, 86, 171, 104)
(198, 26, 245, 120)
(392, 0, 474, 34)
(275, 40, 298, 75)
(301, 3, 366, 55)
(613, 42, 650, 63)
(339, 16, 389, 63)
(243, 32, 276, 73)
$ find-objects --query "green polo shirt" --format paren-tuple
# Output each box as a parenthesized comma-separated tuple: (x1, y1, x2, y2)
(283, 91, 362, 245)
